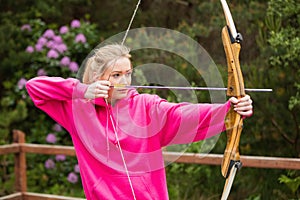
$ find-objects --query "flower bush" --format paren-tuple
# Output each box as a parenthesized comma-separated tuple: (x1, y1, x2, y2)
(21, 19, 98, 82)
(0, 18, 99, 197)
(18, 18, 99, 142)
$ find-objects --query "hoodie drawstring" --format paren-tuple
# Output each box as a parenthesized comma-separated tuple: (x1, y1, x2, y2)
(105, 99, 137, 200)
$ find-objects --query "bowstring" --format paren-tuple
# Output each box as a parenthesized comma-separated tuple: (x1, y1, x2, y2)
(121, 0, 142, 45)
(106, 102, 137, 200)
(105, 1, 141, 200)
(107, 0, 141, 81)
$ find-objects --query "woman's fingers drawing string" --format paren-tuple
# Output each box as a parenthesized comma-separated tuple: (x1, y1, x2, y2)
(84, 80, 111, 99)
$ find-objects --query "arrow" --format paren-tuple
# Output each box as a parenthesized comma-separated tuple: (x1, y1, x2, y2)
(112, 85, 272, 92)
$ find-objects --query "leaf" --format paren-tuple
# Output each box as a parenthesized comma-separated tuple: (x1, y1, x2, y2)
(279, 174, 300, 193)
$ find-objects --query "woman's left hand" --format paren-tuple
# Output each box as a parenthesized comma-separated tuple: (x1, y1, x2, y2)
(229, 94, 253, 118)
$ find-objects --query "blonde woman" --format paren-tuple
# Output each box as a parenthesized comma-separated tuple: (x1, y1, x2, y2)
(26, 44, 253, 200)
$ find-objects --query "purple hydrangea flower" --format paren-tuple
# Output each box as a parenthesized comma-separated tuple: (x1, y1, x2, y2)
(55, 154, 66, 162)
(53, 123, 63, 132)
(46, 40, 55, 49)
(53, 35, 63, 44)
(43, 29, 55, 39)
(17, 78, 27, 90)
(37, 37, 47, 46)
(47, 49, 59, 59)
(60, 56, 71, 66)
(55, 43, 67, 53)
(74, 164, 80, 173)
(59, 26, 69, 34)
(45, 159, 55, 169)
(21, 24, 31, 31)
(69, 61, 79, 72)
(35, 43, 43, 52)
(37, 69, 47, 76)
(75, 33, 86, 43)
(25, 46, 34, 53)
(71, 19, 81, 28)
(67, 172, 78, 184)
(46, 133, 57, 144)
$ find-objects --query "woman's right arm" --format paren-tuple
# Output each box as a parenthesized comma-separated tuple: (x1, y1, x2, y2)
(26, 76, 87, 103)
(26, 76, 88, 130)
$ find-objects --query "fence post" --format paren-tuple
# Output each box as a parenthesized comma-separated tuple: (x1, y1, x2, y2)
(13, 130, 27, 193)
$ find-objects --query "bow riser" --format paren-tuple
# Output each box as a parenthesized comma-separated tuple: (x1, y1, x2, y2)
(221, 26, 245, 177)
(222, 26, 245, 97)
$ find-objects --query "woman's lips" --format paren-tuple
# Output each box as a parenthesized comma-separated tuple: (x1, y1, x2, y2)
(116, 89, 128, 92)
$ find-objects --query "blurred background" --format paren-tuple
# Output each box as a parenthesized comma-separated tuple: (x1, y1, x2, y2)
(0, 0, 299, 199)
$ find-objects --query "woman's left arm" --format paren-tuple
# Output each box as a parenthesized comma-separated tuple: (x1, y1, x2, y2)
(156, 94, 253, 146)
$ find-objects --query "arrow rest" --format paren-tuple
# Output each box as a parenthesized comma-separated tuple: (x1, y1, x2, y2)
(236, 33, 243, 43)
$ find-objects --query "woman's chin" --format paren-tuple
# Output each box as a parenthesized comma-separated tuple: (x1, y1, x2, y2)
(111, 91, 128, 101)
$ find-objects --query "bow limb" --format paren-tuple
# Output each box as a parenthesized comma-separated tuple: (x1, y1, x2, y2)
(220, 0, 245, 199)
(220, 0, 238, 40)
(221, 162, 241, 200)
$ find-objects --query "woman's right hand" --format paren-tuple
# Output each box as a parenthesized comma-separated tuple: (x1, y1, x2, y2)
(84, 80, 111, 99)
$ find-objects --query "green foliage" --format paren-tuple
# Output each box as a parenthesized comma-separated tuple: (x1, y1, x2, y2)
(251, 0, 300, 198)
(0, 99, 27, 144)
(167, 163, 222, 200)
(279, 171, 300, 195)
(0, 154, 15, 196)
(289, 82, 300, 110)
(266, 0, 300, 155)
(266, 0, 300, 114)
(26, 154, 84, 197)
(0, 12, 99, 196)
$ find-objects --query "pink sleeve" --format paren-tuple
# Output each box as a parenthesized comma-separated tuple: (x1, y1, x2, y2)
(26, 76, 88, 131)
(26, 76, 87, 102)
(155, 99, 231, 146)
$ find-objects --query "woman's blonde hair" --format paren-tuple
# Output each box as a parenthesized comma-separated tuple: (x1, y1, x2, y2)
(82, 44, 131, 84)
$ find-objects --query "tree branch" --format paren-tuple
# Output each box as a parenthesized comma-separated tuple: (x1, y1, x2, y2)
(271, 118, 294, 144)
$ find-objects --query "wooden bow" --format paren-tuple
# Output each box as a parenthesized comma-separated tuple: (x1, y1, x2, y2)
(220, 0, 245, 199)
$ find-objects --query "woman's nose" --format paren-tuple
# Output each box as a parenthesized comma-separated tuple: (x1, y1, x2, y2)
(119, 75, 129, 85)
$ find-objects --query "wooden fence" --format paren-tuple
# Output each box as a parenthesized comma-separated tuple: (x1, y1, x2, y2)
(0, 130, 300, 200)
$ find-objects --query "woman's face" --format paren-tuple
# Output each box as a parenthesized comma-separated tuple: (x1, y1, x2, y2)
(101, 57, 132, 103)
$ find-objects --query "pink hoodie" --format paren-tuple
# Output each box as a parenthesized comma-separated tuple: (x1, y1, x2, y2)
(26, 76, 231, 200)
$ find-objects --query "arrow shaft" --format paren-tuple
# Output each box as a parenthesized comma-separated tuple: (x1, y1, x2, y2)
(113, 85, 272, 92)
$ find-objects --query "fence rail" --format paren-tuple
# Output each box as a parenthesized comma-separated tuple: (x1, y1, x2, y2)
(0, 130, 300, 200)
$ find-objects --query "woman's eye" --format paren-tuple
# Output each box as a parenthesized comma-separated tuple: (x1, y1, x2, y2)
(111, 71, 132, 79)
(112, 74, 120, 78)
